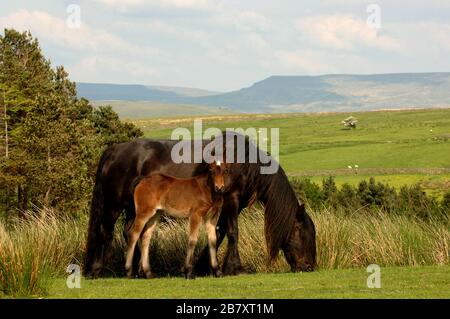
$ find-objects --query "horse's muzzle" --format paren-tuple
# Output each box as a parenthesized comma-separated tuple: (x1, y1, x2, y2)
(215, 186, 225, 193)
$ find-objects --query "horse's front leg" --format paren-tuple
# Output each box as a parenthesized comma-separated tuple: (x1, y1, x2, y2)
(185, 214, 202, 279)
(205, 207, 222, 277)
(221, 193, 245, 276)
(193, 212, 227, 276)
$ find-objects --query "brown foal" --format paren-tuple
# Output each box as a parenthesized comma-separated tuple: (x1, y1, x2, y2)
(125, 160, 230, 279)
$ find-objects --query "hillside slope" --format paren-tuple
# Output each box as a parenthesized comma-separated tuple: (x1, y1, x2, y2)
(77, 73, 450, 113)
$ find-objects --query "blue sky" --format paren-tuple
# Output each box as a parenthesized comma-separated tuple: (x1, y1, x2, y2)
(1, 1, 450, 91)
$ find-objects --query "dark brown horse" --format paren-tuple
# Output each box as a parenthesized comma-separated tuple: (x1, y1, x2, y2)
(84, 132, 316, 277)
(126, 160, 229, 279)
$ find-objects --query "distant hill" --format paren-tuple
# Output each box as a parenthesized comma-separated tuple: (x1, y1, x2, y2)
(76, 83, 182, 102)
(77, 73, 450, 115)
(90, 100, 234, 119)
(148, 85, 220, 97)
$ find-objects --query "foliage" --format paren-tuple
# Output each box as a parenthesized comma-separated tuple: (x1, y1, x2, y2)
(442, 191, 450, 212)
(290, 176, 449, 220)
(0, 29, 142, 215)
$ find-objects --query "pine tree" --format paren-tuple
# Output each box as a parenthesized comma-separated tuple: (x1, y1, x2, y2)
(0, 29, 142, 215)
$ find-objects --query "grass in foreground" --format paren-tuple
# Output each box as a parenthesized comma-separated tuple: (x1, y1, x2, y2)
(48, 265, 450, 299)
(1, 207, 449, 297)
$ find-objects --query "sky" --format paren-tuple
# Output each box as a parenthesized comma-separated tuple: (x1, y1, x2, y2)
(1, 0, 450, 92)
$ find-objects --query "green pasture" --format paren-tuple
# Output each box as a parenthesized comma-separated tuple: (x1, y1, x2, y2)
(47, 265, 450, 299)
(131, 108, 450, 194)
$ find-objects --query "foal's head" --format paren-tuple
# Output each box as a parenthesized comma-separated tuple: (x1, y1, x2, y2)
(208, 160, 231, 194)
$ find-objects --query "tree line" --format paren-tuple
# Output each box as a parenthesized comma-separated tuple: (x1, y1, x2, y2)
(0, 29, 142, 216)
(291, 176, 450, 220)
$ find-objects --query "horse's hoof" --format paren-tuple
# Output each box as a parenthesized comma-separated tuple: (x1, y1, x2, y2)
(85, 262, 103, 279)
(185, 272, 196, 280)
(145, 272, 156, 279)
(222, 266, 246, 276)
(213, 270, 222, 278)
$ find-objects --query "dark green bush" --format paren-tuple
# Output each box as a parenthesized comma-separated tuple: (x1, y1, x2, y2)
(290, 176, 448, 221)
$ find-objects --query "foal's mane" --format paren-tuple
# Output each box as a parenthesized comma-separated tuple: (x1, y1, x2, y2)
(221, 132, 300, 260)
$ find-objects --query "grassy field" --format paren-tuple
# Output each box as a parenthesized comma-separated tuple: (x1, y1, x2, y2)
(131, 108, 450, 195)
(48, 265, 450, 298)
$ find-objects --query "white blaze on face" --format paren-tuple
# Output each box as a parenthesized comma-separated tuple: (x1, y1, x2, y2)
(216, 160, 221, 167)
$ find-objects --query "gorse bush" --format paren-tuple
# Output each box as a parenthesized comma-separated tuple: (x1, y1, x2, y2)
(290, 176, 450, 220)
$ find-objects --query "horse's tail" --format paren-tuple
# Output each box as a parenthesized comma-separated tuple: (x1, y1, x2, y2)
(84, 146, 113, 277)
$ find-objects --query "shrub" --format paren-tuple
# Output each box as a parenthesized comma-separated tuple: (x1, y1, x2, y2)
(322, 176, 339, 208)
(441, 191, 450, 212)
(290, 177, 322, 210)
(337, 183, 359, 210)
(290, 176, 447, 221)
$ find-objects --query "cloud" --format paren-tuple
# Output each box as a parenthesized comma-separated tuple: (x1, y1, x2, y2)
(274, 48, 379, 75)
(296, 14, 402, 52)
(275, 50, 334, 74)
(412, 22, 450, 53)
(71, 55, 159, 83)
(114, 16, 270, 66)
(0, 9, 165, 86)
(0, 9, 162, 59)
(218, 11, 272, 32)
(97, 0, 220, 12)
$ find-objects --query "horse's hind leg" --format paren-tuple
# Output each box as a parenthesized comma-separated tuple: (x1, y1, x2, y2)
(124, 202, 141, 276)
(205, 208, 222, 277)
(138, 211, 160, 278)
(124, 207, 155, 278)
(185, 213, 202, 279)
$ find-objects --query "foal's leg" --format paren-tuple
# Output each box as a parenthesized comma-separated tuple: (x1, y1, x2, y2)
(205, 207, 222, 277)
(124, 207, 156, 278)
(185, 213, 202, 279)
(139, 211, 160, 278)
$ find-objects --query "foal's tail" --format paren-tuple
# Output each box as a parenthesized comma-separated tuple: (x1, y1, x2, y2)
(84, 146, 112, 277)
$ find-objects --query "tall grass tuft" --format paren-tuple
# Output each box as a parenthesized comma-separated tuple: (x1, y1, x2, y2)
(226, 208, 449, 272)
(0, 205, 449, 297)
(0, 208, 85, 297)
(313, 208, 450, 269)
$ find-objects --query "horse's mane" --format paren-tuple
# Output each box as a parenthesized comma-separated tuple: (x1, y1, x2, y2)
(221, 131, 300, 260)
